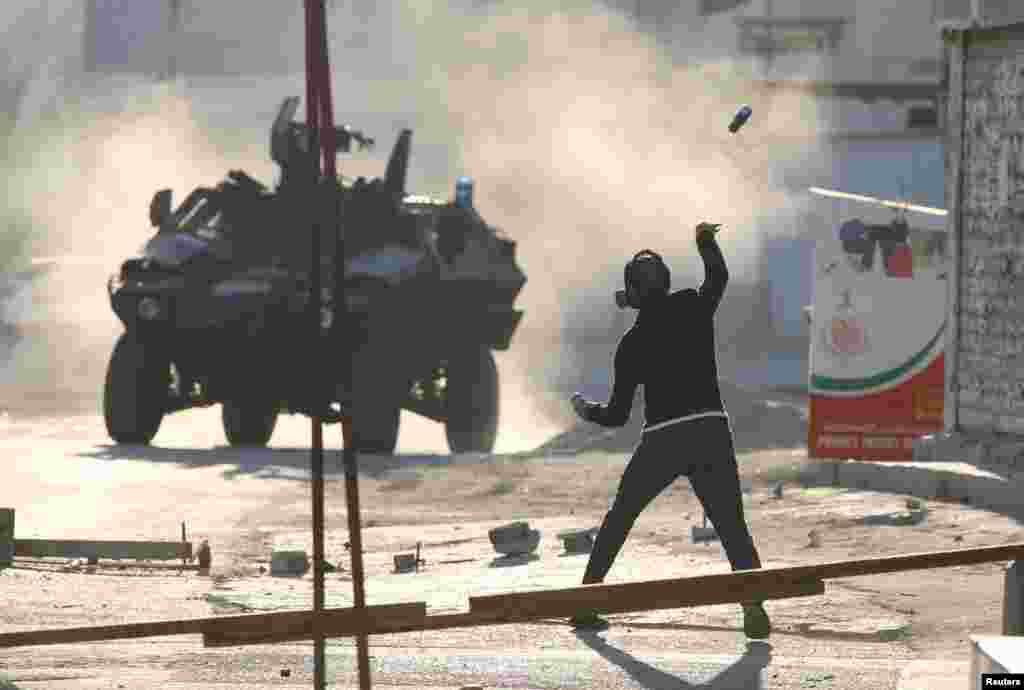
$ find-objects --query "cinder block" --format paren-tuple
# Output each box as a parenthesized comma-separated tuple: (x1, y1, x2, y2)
(488, 522, 531, 545)
(557, 528, 597, 554)
(394, 553, 417, 573)
(489, 522, 541, 556)
(270, 550, 308, 577)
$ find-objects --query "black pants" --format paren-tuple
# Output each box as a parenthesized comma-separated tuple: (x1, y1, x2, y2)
(582, 415, 762, 585)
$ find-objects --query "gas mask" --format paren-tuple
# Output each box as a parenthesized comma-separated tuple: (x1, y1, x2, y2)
(615, 249, 670, 310)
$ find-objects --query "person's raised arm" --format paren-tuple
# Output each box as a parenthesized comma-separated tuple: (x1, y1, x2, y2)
(696, 222, 728, 314)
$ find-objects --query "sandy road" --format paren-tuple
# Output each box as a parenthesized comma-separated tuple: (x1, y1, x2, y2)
(1, 407, 1021, 688)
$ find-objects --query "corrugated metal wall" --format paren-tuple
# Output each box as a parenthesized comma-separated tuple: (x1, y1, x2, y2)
(951, 24, 1024, 434)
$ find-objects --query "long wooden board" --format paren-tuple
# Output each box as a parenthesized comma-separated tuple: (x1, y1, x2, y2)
(201, 602, 429, 647)
(470, 542, 1024, 616)
(3, 543, 1022, 649)
(14, 539, 192, 562)
(0, 602, 426, 649)
(202, 578, 825, 647)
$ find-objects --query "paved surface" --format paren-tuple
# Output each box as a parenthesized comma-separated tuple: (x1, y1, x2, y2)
(1, 409, 1022, 689)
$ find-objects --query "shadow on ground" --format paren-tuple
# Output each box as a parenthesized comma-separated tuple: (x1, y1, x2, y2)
(74, 443, 495, 481)
(489, 553, 541, 568)
(575, 633, 773, 689)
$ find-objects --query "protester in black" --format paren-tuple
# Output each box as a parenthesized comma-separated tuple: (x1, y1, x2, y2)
(568, 222, 770, 639)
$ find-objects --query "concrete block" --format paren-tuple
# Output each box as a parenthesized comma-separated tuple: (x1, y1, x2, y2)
(270, 550, 308, 577)
(557, 528, 597, 554)
(394, 553, 417, 573)
(0, 508, 12, 569)
(488, 522, 531, 544)
(489, 522, 541, 556)
(970, 635, 1024, 676)
(492, 530, 541, 557)
(1004, 561, 1024, 636)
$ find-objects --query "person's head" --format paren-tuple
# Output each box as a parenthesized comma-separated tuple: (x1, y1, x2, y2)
(616, 249, 670, 309)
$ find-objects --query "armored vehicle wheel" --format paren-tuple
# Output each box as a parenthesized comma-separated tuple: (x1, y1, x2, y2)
(356, 402, 401, 455)
(222, 399, 279, 447)
(103, 332, 168, 445)
(444, 347, 499, 454)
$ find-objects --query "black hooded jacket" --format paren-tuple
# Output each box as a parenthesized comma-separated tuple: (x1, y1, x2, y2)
(582, 231, 728, 430)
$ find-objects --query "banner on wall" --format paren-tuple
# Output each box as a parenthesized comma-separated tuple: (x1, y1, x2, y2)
(808, 217, 947, 461)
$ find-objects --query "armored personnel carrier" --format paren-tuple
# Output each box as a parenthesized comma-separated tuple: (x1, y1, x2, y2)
(103, 96, 525, 454)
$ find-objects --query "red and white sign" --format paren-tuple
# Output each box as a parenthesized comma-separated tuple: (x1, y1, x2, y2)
(808, 215, 947, 461)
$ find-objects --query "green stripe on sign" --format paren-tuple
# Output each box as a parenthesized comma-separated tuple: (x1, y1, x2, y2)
(811, 321, 945, 393)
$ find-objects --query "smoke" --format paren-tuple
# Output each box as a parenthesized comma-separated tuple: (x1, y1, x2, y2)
(0, 0, 827, 451)
(0, 85, 272, 414)
(380, 0, 828, 444)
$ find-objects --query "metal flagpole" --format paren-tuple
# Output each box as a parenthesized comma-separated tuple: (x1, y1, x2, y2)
(311, 4, 373, 685)
(304, 1, 371, 686)
(302, 2, 327, 687)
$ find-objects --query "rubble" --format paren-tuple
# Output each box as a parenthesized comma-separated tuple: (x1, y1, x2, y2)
(488, 522, 541, 556)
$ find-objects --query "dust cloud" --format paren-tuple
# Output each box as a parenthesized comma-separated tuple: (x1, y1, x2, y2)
(0, 87, 272, 415)
(385, 0, 828, 449)
(1, 1, 826, 452)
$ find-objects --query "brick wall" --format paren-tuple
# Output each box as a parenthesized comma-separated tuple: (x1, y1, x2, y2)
(951, 26, 1024, 434)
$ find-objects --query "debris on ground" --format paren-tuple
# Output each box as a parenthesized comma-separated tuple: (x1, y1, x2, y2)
(270, 550, 309, 577)
(196, 539, 212, 571)
(557, 527, 598, 554)
(489, 521, 541, 556)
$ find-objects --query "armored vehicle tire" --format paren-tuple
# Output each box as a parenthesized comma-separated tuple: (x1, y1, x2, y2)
(355, 402, 401, 455)
(222, 399, 279, 447)
(444, 347, 499, 454)
(103, 332, 168, 445)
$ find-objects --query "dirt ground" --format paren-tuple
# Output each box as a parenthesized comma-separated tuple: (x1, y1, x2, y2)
(1, 407, 1021, 687)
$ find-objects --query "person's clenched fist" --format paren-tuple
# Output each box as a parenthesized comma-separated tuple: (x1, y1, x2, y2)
(570, 392, 591, 420)
(696, 222, 722, 239)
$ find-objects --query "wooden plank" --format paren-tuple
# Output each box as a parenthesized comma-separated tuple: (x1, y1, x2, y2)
(202, 602, 428, 648)
(408, 578, 823, 632)
(471, 576, 824, 619)
(4, 544, 1022, 649)
(14, 539, 191, 562)
(0, 602, 426, 649)
(470, 543, 1024, 615)
(12, 558, 202, 571)
(204, 578, 825, 647)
